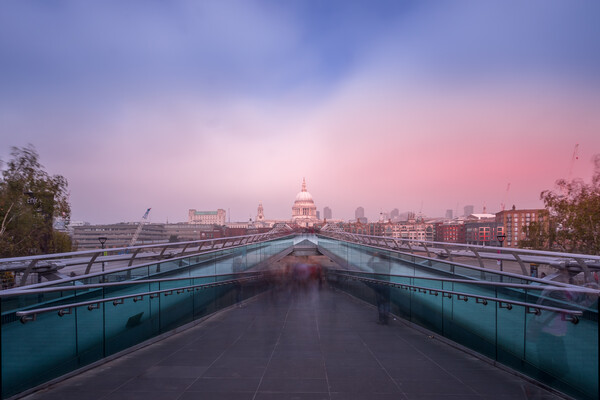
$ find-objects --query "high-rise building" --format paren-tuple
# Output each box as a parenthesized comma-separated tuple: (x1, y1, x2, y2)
(323, 206, 332, 220)
(355, 207, 367, 223)
(355, 207, 365, 219)
(316, 211, 321, 220)
(463, 205, 474, 217)
(445, 209, 453, 220)
(390, 208, 399, 219)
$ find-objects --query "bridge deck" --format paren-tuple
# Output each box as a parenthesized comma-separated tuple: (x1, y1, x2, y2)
(23, 286, 561, 400)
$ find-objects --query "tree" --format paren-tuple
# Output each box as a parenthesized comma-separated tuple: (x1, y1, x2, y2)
(521, 155, 600, 255)
(0, 145, 72, 257)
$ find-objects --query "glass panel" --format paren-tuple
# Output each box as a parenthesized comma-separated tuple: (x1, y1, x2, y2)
(157, 279, 194, 334)
(1, 299, 78, 399)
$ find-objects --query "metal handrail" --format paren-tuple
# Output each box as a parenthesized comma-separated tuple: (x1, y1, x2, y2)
(320, 231, 600, 261)
(327, 268, 600, 295)
(5, 240, 270, 293)
(15, 274, 267, 324)
(0, 232, 282, 263)
(318, 232, 600, 281)
(1, 232, 294, 287)
(329, 271, 585, 320)
(0, 271, 264, 298)
(316, 243, 557, 288)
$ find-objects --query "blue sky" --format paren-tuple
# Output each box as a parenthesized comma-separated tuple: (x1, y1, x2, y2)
(1, 1, 599, 223)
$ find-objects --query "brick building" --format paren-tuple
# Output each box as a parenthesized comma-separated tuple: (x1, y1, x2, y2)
(435, 222, 466, 243)
(495, 207, 546, 248)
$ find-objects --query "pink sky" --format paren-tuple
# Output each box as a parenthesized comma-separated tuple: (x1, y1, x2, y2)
(1, 1, 599, 223)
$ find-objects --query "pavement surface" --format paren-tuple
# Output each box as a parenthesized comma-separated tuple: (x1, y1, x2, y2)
(22, 285, 563, 400)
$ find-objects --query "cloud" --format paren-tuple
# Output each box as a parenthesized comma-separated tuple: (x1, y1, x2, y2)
(2, 1, 600, 223)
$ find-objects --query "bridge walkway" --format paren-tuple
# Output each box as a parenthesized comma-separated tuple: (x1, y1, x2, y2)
(22, 285, 561, 400)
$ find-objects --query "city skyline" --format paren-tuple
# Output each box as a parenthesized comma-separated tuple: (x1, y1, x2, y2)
(2, 1, 599, 224)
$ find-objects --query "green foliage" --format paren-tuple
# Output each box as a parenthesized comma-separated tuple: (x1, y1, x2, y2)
(519, 213, 549, 250)
(0, 145, 72, 257)
(522, 155, 600, 255)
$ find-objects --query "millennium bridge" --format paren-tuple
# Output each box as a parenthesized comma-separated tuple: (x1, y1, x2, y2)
(1, 230, 598, 400)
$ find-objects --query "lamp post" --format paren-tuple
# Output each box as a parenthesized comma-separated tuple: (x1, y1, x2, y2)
(98, 237, 107, 273)
(496, 234, 506, 272)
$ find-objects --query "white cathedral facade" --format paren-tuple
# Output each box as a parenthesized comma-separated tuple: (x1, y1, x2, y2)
(291, 178, 319, 227)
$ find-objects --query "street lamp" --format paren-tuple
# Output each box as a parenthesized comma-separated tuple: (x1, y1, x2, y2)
(496, 234, 506, 272)
(98, 237, 107, 273)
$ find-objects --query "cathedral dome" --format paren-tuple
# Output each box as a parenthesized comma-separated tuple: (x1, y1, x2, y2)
(295, 190, 314, 202)
(291, 178, 319, 227)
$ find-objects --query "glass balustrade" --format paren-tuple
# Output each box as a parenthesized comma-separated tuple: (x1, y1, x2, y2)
(0, 237, 294, 399)
(325, 250, 598, 400)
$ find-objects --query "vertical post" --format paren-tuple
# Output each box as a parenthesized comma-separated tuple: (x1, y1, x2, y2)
(496, 234, 506, 272)
(98, 237, 107, 273)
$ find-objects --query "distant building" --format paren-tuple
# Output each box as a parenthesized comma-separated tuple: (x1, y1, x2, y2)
(343, 221, 386, 236)
(165, 223, 225, 241)
(390, 208, 399, 219)
(495, 207, 546, 248)
(256, 202, 265, 222)
(355, 207, 367, 223)
(463, 205, 474, 217)
(71, 223, 166, 249)
(355, 207, 364, 219)
(435, 221, 466, 243)
(465, 220, 504, 246)
(188, 209, 226, 225)
(383, 221, 434, 241)
(323, 206, 332, 220)
(291, 178, 319, 227)
(316, 210, 320, 220)
(445, 209, 453, 220)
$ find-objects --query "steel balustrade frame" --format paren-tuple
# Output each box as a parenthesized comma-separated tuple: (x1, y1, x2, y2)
(317, 232, 599, 284)
(0, 232, 295, 289)
(316, 242, 566, 289)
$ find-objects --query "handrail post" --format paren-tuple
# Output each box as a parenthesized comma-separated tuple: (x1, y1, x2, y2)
(469, 247, 486, 269)
(180, 243, 190, 256)
(85, 253, 102, 275)
(19, 260, 39, 286)
(574, 258, 591, 283)
(511, 253, 528, 276)
(421, 242, 432, 258)
(128, 247, 143, 267)
(159, 245, 170, 260)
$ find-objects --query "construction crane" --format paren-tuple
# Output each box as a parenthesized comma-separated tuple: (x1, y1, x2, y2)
(567, 143, 579, 181)
(128, 208, 151, 247)
(500, 183, 511, 211)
